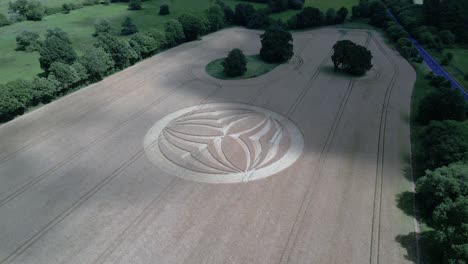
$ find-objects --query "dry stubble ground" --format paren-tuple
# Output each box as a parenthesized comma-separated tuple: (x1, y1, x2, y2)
(0, 27, 416, 264)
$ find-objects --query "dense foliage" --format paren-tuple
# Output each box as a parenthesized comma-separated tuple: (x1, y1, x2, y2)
(222, 49, 247, 77)
(331, 40, 373, 75)
(259, 26, 293, 63)
(178, 14, 206, 41)
(159, 4, 170, 15)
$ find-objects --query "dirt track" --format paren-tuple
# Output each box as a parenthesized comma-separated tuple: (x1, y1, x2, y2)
(0, 27, 416, 264)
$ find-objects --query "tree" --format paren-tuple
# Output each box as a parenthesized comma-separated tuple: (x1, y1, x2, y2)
(268, 0, 288, 13)
(421, 120, 468, 170)
(128, 0, 142, 10)
(159, 4, 169, 15)
(0, 85, 23, 121)
(335, 7, 348, 24)
(9, 0, 45, 21)
(247, 11, 270, 29)
(415, 162, 468, 263)
(331, 40, 373, 75)
(164, 19, 185, 47)
(325, 8, 336, 25)
(48, 62, 80, 91)
(121, 17, 138, 35)
(80, 47, 114, 80)
(416, 162, 468, 215)
(130, 33, 159, 57)
(206, 5, 225, 32)
(178, 14, 205, 41)
(288, 0, 304, 10)
(38, 29, 77, 71)
(4, 79, 34, 109)
(418, 86, 466, 125)
(222, 49, 247, 77)
(31, 77, 59, 103)
(16, 31, 40, 52)
(260, 26, 294, 63)
(93, 19, 113, 36)
(234, 3, 255, 26)
(294, 7, 324, 29)
(96, 34, 136, 69)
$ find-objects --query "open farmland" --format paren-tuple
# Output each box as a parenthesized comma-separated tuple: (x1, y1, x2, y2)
(0, 27, 417, 264)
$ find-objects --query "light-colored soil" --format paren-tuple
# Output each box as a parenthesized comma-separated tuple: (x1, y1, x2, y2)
(0, 27, 416, 264)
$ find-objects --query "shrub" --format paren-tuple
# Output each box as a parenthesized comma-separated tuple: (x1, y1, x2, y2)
(260, 26, 293, 63)
(268, 0, 288, 13)
(121, 17, 138, 35)
(465, 73, 468, 82)
(9, 0, 45, 21)
(83, 0, 100, 6)
(178, 14, 205, 41)
(128, 0, 142, 10)
(164, 20, 185, 47)
(16, 31, 40, 52)
(222, 49, 247, 77)
(159, 4, 169, 15)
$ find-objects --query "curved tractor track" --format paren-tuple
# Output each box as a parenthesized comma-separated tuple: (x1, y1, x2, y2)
(0, 28, 416, 264)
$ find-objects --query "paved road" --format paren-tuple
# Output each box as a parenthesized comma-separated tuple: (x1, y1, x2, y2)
(0, 28, 417, 264)
(386, 9, 468, 100)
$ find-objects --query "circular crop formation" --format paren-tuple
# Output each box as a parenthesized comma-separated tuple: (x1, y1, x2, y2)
(144, 103, 304, 183)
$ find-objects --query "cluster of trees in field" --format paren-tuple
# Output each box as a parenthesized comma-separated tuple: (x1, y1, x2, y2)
(1, 0, 299, 121)
(412, 71, 468, 263)
(243, 0, 305, 12)
(222, 25, 293, 77)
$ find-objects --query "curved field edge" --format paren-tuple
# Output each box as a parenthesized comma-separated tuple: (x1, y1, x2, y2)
(205, 55, 280, 80)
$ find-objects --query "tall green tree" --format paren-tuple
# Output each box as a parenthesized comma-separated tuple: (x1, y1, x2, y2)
(38, 29, 77, 71)
(164, 19, 185, 47)
(206, 5, 225, 32)
(128, 0, 142, 10)
(178, 14, 205, 41)
(80, 47, 114, 81)
(222, 49, 247, 77)
(331, 40, 373, 75)
(96, 34, 136, 69)
(259, 26, 294, 63)
(121, 17, 138, 35)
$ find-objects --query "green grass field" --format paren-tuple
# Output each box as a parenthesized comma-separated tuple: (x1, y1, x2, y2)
(206, 55, 279, 80)
(0, 0, 78, 15)
(430, 46, 468, 90)
(0, 0, 358, 83)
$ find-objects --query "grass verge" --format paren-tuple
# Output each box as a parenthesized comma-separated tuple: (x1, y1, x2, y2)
(205, 55, 279, 80)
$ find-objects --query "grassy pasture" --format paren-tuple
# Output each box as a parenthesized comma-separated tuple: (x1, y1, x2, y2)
(0, 0, 77, 15)
(0, 0, 357, 83)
